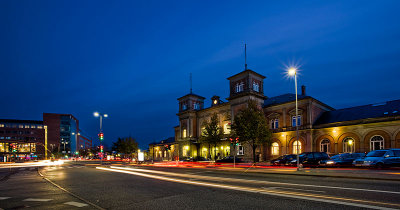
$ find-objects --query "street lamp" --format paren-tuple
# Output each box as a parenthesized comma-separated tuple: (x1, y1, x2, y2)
(287, 67, 301, 171)
(94, 112, 108, 164)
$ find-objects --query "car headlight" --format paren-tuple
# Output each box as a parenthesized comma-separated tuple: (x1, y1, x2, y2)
(326, 160, 335, 164)
(291, 160, 297, 163)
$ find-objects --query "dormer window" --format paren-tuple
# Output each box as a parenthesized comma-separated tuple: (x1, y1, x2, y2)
(253, 81, 259, 92)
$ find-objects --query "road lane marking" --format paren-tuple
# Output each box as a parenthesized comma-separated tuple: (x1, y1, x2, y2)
(97, 167, 398, 210)
(0, 197, 11, 200)
(110, 166, 400, 195)
(264, 187, 325, 193)
(64, 201, 89, 207)
(23, 198, 53, 202)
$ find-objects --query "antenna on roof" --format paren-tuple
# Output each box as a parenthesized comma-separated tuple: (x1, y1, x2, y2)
(245, 43, 248, 70)
(190, 73, 192, 94)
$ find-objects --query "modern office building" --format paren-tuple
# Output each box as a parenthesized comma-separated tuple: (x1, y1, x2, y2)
(0, 113, 92, 161)
(0, 119, 45, 162)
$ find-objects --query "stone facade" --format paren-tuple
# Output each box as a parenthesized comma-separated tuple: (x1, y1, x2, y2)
(153, 69, 400, 162)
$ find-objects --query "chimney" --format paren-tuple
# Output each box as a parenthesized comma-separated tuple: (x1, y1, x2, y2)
(301, 85, 306, 96)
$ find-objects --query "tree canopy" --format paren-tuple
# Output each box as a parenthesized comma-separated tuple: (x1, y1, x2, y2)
(231, 100, 272, 163)
(112, 137, 139, 157)
(200, 113, 224, 160)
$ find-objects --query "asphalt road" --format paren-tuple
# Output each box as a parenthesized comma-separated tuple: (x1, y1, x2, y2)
(1, 162, 400, 210)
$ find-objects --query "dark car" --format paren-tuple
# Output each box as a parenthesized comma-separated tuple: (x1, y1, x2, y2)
(353, 149, 400, 168)
(215, 156, 243, 163)
(289, 152, 329, 167)
(180, 156, 211, 162)
(320, 153, 365, 167)
(270, 154, 297, 166)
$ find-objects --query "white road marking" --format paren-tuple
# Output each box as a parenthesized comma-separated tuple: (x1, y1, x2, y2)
(0, 197, 11, 200)
(111, 166, 400, 195)
(23, 198, 53, 202)
(98, 167, 398, 210)
(263, 186, 325, 193)
(64, 201, 88, 207)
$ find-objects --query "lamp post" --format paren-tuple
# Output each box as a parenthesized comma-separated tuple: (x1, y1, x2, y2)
(94, 112, 108, 165)
(288, 67, 301, 171)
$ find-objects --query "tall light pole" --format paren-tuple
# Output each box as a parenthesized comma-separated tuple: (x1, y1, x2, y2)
(94, 112, 108, 165)
(288, 67, 301, 171)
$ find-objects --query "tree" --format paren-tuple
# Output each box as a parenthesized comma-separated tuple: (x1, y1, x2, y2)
(112, 137, 139, 158)
(231, 100, 272, 163)
(200, 113, 224, 160)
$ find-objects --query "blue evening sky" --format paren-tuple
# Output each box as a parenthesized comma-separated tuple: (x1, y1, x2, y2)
(1, 1, 400, 148)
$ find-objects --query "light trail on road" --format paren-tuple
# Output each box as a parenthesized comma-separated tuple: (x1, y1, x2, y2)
(109, 166, 400, 195)
(97, 166, 400, 210)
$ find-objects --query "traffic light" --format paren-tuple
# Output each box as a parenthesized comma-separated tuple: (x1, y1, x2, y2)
(100, 145, 104, 153)
(229, 138, 234, 145)
(235, 138, 239, 146)
(11, 143, 17, 152)
(165, 144, 171, 151)
(98, 132, 104, 141)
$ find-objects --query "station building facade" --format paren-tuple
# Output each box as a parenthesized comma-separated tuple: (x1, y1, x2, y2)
(169, 69, 400, 162)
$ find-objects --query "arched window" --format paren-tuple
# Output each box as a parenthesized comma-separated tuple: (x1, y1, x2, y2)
(320, 139, 330, 153)
(343, 137, 355, 153)
(370, 135, 384, 151)
(253, 81, 259, 92)
(293, 140, 302, 154)
(292, 115, 301, 127)
(271, 142, 279, 155)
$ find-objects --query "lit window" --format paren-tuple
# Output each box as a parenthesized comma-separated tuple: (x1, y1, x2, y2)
(292, 115, 301, 127)
(237, 144, 244, 155)
(182, 129, 187, 138)
(18, 124, 24, 128)
(271, 119, 279, 129)
(24, 124, 30, 128)
(271, 142, 279, 155)
(37, 125, 43, 129)
(223, 123, 231, 134)
(0, 124, 4, 127)
(293, 140, 302, 154)
(320, 139, 330, 153)
(370, 135, 384, 151)
(343, 137, 355, 153)
(253, 81, 259, 92)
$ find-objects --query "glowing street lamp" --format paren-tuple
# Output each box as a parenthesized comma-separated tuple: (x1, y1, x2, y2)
(287, 67, 301, 171)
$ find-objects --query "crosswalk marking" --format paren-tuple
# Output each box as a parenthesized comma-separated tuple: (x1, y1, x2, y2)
(64, 201, 88, 207)
(0, 197, 11, 200)
(23, 198, 53, 202)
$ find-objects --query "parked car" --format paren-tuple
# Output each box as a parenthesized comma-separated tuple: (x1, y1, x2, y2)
(289, 152, 329, 167)
(353, 149, 400, 168)
(180, 156, 211, 162)
(215, 156, 243, 163)
(270, 154, 297, 166)
(319, 153, 365, 167)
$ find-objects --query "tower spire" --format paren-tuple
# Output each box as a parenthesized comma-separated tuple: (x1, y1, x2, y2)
(190, 73, 192, 94)
(245, 43, 248, 70)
